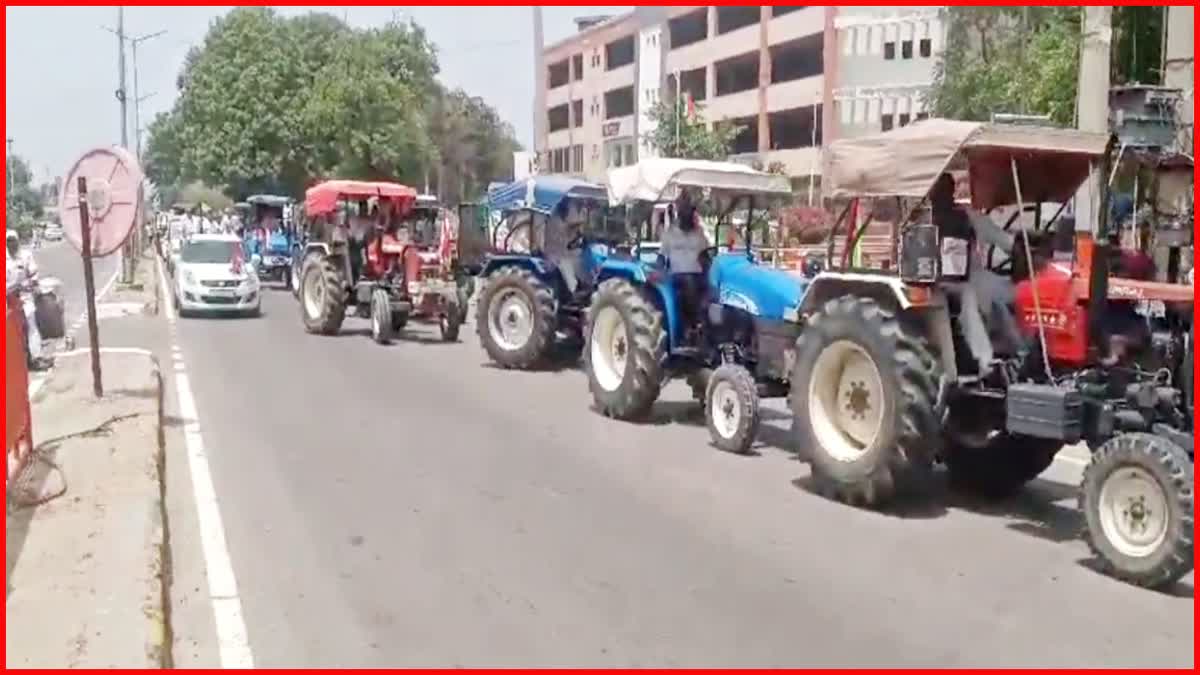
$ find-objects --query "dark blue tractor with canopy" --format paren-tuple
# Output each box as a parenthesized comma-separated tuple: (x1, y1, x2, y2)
(242, 194, 297, 289)
(584, 158, 807, 454)
(466, 175, 624, 370)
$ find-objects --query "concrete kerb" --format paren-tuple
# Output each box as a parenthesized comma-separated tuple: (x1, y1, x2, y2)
(5, 349, 169, 668)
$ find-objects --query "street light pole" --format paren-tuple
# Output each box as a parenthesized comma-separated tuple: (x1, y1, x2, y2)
(6, 138, 14, 220)
(130, 29, 166, 162)
(117, 8, 128, 148)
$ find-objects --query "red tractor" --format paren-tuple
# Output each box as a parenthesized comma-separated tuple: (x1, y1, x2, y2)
(789, 120, 1193, 589)
(297, 180, 463, 343)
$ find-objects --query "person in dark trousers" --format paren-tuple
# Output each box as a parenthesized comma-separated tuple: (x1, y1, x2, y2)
(661, 189, 710, 342)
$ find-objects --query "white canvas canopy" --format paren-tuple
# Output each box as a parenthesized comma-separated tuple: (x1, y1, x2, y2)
(606, 158, 792, 206)
(825, 118, 1113, 210)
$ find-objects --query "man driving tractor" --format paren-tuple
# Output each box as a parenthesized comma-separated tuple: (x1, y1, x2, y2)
(930, 172, 1023, 373)
(661, 188, 710, 340)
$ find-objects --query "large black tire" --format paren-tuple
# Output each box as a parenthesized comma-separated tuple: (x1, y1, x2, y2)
(290, 251, 306, 300)
(584, 278, 666, 420)
(790, 297, 943, 507)
(300, 255, 346, 335)
(475, 266, 556, 369)
(440, 300, 462, 342)
(1081, 433, 1194, 589)
(944, 434, 1062, 499)
(370, 289, 394, 345)
(1183, 324, 1193, 428)
(705, 363, 760, 455)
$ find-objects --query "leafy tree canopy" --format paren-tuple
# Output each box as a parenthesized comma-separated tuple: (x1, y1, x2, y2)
(642, 98, 741, 161)
(145, 8, 520, 205)
(929, 7, 1169, 126)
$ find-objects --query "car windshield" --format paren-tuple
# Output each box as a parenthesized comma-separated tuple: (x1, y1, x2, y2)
(182, 240, 240, 264)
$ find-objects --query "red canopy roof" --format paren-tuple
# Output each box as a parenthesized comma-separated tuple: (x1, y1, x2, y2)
(304, 180, 418, 216)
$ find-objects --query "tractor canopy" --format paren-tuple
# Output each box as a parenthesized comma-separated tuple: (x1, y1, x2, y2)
(825, 118, 1113, 210)
(304, 180, 418, 217)
(246, 194, 292, 208)
(486, 175, 608, 215)
(605, 158, 792, 208)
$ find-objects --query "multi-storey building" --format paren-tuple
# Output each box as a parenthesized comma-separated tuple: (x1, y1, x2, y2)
(534, 6, 948, 190)
(537, 6, 826, 185)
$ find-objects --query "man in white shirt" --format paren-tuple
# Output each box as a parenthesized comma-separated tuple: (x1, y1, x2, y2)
(542, 200, 586, 296)
(662, 189, 710, 337)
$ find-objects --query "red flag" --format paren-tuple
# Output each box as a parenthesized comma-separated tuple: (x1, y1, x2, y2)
(686, 93, 696, 120)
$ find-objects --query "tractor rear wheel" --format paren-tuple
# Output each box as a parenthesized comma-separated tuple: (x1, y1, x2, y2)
(790, 297, 943, 508)
(1081, 433, 1194, 589)
(944, 434, 1061, 499)
(585, 278, 666, 420)
(370, 289, 394, 345)
(300, 254, 346, 335)
(290, 249, 304, 299)
(475, 266, 556, 369)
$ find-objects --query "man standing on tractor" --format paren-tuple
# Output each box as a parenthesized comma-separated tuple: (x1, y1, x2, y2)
(542, 200, 585, 299)
(661, 188, 710, 341)
(930, 172, 1022, 373)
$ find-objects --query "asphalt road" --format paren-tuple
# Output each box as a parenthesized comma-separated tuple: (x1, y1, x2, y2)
(143, 274, 1194, 667)
(31, 240, 122, 337)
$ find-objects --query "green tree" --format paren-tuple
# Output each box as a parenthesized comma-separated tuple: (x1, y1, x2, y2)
(144, 9, 520, 204)
(6, 154, 44, 239)
(929, 7, 1081, 125)
(642, 98, 742, 161)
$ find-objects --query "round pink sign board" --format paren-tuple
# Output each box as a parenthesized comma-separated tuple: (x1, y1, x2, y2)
(58, 146, 144, 257)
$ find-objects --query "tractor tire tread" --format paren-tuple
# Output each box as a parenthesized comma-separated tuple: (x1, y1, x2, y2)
(475, 266, 556, 369)
(586, 278, 667, 420)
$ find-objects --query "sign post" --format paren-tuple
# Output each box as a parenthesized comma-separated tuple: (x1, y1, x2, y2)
(76, 176, 103, 397)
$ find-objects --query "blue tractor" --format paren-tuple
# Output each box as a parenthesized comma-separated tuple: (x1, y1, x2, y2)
(583, 159, 805, 454)
(470, 175, 620, 370)
(242, 194, 296, 290)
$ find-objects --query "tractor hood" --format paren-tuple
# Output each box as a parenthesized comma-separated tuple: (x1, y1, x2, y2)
(709, 253, 810, 322)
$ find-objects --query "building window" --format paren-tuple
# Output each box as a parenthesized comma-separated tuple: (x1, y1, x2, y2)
(604, 86, 634, 119)
(548, 104, 569, 133)
(769, 104, 822, 149)
(667, 67, 707, 102)
(605, 35, 635, 70)
(668, 8, 708, 49)
(572, 54, 584, 80)
(548, 59, 569, 89)
(883, 41, 895, 60)
(571, 145, 584, 173)
(919, 38, 932, 58)
(901, 40, 913, 59)
(881, 113, 894, 132)
(772, 7, 807, 18)
(915, 112, 929, 122)
(714, 50, 759, 97)
(571, 100, 583, 128)
(716, 6, 760, 35)
(898, 113, 911, 127)
(730, 115, 759, 154)
(770, 33, 823, 84)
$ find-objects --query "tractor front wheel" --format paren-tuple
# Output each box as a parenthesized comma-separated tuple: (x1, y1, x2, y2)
(370, 289, 394, 345)
(790, 297, 942, 508)
(585, 278, 666, 420)
(441, 300, 463, 342)
(475, 267, 556, 369)
(1081, 433, 1194, 589)
(705, 363, 760, 455)
(300, 255, 347, 335)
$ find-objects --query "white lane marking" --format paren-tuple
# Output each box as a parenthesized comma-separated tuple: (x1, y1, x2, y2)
(156, 253, 254, 668)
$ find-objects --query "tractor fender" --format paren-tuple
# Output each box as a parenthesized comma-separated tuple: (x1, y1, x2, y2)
(479, 255, 553, 281)
(799, 272, 958, 382)
(798, 272, 934, 316)
(596, 263, 682, 349)
(303, 242, 332, 259)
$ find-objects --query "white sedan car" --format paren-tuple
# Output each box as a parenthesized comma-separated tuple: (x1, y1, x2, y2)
(174, 234, 261, 317)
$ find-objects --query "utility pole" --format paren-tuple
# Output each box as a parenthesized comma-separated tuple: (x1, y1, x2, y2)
(1073, 6, 1112, 235)
(6, 138, 14, 220)
(130, 30, 166, 161)
(117, 8, 128, 148)
(532, 7, 546, 166)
